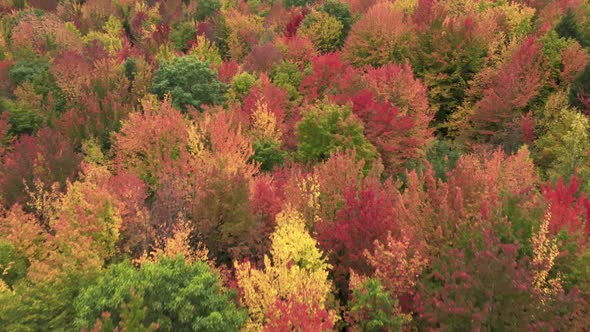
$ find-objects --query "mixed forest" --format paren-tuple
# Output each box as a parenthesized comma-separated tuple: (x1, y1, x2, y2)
(1, 0, 590, 330)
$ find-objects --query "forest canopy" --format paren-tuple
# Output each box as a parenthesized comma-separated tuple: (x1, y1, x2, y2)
(1, 0, 590, 331)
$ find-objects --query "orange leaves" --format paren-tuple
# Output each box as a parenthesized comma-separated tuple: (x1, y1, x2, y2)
(114, 98, 192, 187)
(366, 233, 428, 310)
(200, 110, 258, 179)
(342, 2, 414, 67)
(0, 204, 45, 263)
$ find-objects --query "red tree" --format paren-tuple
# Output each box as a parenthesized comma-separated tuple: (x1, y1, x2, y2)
(472, 37, 547, 137)
(542, 175, 590, 237)
(351, 90, 420, 174)
(0, 127, 81, 207)
(316, 178, 398, 297)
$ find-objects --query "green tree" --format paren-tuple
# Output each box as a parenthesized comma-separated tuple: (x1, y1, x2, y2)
(298, 11, 343, 53)
(296, 102, 377, 164)
(556, 9, 585, 46)
(536, 106, 590, 191)
(227, 72, 256, 103)
(570, 61, 590, 110)
(270, 61, 303, 103)
(0, 271, 96, 331)
(195, 0, 221, 21)
(283, 0, 316, 8)
(151, 55, 227, 112)
(170, 21, 197, 52)
(0, 240, 28, 289)
(347, 277, 411, 332)
(74, 257, 246, 331)
(252, 141, 285, 172)
(320, 0, 354, 47)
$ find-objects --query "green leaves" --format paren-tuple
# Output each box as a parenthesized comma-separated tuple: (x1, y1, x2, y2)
(151, 55, 227, 112)
(296, 102, 376, 165)
(74, 257, 246, 331)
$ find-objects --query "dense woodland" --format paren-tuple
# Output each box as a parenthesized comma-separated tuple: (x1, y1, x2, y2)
(0, 0, 590, 330)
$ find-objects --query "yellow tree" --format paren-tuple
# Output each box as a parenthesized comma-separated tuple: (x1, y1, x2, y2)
(235, 206, 337, 331)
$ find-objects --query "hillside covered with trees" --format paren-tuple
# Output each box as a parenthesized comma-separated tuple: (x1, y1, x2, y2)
(1, 0, 590, 330)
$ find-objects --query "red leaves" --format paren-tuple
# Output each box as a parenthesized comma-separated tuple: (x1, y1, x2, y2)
(559, 41, 588, 84)
(285, 10, 306, 37)
(316, 179, 397, 283)
(417, 227, 538, 331)
(363, 62, 433, 132)
(542, 175, 590, 237)
(0, 127, 81, 207)
(351, 90, 419, 174)
(264, 291, 336, 332)
(473, 37, 547, 135)
(300, 52, 347, 102)
(243, 43, 283, 74)
(217, 60, 240, 84)
(243, 74, 287, 124)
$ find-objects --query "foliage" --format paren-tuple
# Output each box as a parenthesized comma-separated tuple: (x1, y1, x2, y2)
(316, 179, 398, 291)
(243, 42, 283, 74)
(471, 37, 547, 141)
(570, 61, 590, 110)
(417, 228, 541, 331)
(0, 2, 589, 330)
(347, 275, 411, 332)
(536, 106, 590, 189)
(319, 0, 353, 46)
(235, 207, 336, 331)
(298, 11, 343, 53)
(114, 99, 192, 189)
(0, 269, 97, 331)
(351, 90, 427, 175)
(151, 55, 227, 111)
(283, 0, 316, 9)
(0, 127, 80, 207)
(74, 257, 246, 331)
(188, 34, 223, 67)
(195, 0, 222, 22)
(342, 3, 413, 67)
(556, 9, 585, 47)
(411, 12, 487, 125)
(296, 102, 377, 164)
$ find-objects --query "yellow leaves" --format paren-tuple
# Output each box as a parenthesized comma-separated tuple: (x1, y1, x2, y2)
(156, 43, 178, 64)
(225, 9, 263, 60)
(187, 122, 206, 158)
(536, 105, 590, 183)
(298, 173, 321, 226)
(271, 208, 329, 271)
(188, 35, 223, 67)
(135, 218, 210, 265)
(53, 164, 123, 262)
(250, 100, 282, 145)
(298, 11, 343, 53)
(0, 205, 45, 264)
(391, 0, 418, 14)
(83, 15, 123, 55)
(492, 1, 535, 40)
(235, 206, 336, 330)
(532, 210, 562, 302)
